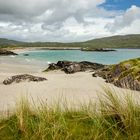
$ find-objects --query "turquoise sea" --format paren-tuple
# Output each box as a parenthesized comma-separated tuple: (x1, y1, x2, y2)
(2, 49, 140, 66)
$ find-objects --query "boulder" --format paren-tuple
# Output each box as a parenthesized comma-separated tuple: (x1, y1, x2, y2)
(64, 63, 82, 74)
(46, 63, 61, 71)
(80, 61, 105, 70)
(45, 61, 105, 74)
(23, 54, 29, 56)
(0, 49, 17, 56)
(57, 61, 71, 68)
(3, 74, 47, 85)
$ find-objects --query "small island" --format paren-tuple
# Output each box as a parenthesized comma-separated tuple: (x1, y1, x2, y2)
(81, 47, 116, 52)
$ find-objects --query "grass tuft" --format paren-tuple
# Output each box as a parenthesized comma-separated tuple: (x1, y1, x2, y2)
(0, 90, 140, 140)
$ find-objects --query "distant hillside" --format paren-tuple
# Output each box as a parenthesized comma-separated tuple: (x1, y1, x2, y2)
(0, 34, 140, 48)
(84, 34, 140, 48)
(0, 38, 24, 47)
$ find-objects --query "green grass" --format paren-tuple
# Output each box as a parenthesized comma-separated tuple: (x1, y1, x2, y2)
(0, 90, 140, 140)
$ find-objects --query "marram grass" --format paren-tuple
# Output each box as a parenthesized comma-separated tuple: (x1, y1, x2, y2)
(0, 90, 140, 140)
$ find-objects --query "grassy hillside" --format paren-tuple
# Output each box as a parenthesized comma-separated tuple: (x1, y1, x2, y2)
(0, 34, 140, 48)
(84, 34, 140, 48)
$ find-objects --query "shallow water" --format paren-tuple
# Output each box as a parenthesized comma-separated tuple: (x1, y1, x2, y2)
(1, 49, 140, 66)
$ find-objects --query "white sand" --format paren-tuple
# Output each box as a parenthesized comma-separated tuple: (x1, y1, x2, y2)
(0, 53, 140, 113)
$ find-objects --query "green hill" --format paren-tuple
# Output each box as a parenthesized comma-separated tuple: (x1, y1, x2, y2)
(0, 38, 24, 48)
(84, 34, 140, 48)
(0, 34, 140, 49)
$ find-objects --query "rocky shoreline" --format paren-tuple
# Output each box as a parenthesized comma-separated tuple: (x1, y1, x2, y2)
(44, 61, 105, 74)
(1, 47, 139, 91)
(45, 59, 140, 91)
(93, 58, 140, 91)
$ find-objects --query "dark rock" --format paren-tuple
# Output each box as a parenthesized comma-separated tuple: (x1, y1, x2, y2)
(44, 61, 105, 74)
(80, 61, 105, 70)
(23, 54, 29, 56)
(92, 73, 97, 77)
(57, 61, 71, 68)
(3, 74, 47, 85)
(63, 63, 82, 74)
(46, 63, 61, 71)
(0, 49, 17, 56)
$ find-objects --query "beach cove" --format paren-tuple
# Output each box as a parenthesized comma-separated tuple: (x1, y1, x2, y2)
(0, 48, 140, 113)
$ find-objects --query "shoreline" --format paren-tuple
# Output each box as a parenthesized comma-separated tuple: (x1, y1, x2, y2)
(11, 47, 81, 54)
(0, 48, 140, 112)
(9, 47, 140, 53)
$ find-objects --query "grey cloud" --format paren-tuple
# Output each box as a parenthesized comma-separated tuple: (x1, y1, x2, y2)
(0, 0, 106, 27)
(0, 0, 48, 18)
(0, 0, 139, 42)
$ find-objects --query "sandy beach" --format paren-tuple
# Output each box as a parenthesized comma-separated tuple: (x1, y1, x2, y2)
(0, 50, 140, 113)
(0, 49, 140, 111)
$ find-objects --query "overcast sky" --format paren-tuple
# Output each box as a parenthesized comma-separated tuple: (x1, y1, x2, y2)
(0, 0, 140, 42)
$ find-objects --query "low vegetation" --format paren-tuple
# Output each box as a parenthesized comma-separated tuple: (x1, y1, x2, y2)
(94, 57, 140, 91)
(119, 58, 140, 81)
(0, 89, 140, 140)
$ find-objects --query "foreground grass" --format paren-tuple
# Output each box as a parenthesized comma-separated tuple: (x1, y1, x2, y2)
(0, 90, 140, 140)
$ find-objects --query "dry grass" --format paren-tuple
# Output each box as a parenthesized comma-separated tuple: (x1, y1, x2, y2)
(0, 89, 140, 140)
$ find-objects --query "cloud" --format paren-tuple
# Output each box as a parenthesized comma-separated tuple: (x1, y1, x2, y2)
(0, 0, 105, 22)
(106, 5, 140, 32)
(0, 0, 140, 42)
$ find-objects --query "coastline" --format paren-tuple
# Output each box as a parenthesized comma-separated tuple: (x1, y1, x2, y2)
(0, 48, 140, 113)
(11, 47, 81, 54)
(9, 46, 140, 54)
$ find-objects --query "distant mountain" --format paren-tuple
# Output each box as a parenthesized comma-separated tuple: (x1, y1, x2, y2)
(0, 34, 140, 48)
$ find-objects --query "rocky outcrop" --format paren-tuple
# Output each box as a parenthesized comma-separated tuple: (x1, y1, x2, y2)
(45, 61, 105, 74)
(3, 74, 47, 85)
(81, 48, 116, 52)
(114, 74, 140, 91)
(93, 58, 140, 91)
(0, 49, 17, 56)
